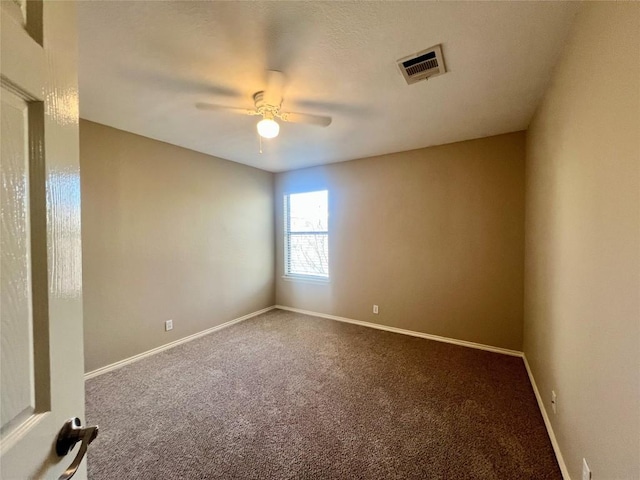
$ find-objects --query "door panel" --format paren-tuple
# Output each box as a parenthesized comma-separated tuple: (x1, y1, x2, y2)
(1, 1, 85, 478)
(1, 87, 36, 435)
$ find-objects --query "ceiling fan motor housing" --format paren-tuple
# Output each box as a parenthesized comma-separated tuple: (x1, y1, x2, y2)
(253, 91, 277, 111)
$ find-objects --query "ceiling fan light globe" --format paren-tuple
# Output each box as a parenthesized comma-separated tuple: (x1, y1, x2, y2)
(257, 118, 279, 139)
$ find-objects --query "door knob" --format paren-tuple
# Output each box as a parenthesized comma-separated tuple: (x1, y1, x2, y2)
(55, 417, 99, 480)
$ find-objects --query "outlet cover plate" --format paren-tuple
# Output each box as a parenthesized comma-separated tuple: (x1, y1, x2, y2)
(165, 319, 173, 331)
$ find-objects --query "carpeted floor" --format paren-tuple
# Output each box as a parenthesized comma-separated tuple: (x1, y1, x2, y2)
(85, 309, 561, 479)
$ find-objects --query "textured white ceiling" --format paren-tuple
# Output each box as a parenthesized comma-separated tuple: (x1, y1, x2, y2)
(78, 1, 580, 172)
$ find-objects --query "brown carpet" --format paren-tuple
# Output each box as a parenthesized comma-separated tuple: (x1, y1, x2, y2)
(85, 309, 560, 479)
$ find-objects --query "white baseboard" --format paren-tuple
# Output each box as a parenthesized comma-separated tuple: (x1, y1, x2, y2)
(523, 354, 571, 480)
(84, 306, 276, 380)
(274, 305, 523, 357)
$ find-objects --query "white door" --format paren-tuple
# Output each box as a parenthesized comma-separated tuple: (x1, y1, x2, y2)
(1, 1, 88, 479)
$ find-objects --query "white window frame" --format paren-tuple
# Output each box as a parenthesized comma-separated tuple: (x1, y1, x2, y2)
(283, 190, 329, 281)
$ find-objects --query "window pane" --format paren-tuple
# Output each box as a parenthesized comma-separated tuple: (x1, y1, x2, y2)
(289, 191, 328, 232)
(285, 190, 329, 278)
(287, 233, 329, 277)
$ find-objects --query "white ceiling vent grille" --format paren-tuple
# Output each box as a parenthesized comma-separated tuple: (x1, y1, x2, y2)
(397, 44, 446, 85)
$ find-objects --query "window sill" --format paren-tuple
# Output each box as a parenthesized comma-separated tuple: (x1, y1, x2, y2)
(281, 275, 330, 285)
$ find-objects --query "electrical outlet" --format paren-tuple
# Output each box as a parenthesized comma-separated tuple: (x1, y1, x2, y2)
(582, 458, 591, 480)
(551, 390, 557, 414)
(373, 305, 379, 314)
(165, 319, 173, 331)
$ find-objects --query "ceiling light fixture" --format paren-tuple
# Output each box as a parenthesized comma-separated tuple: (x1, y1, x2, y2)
(257, 113, 280, 139)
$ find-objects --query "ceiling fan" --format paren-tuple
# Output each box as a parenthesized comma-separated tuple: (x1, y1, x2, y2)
(196, 70, 332, 140)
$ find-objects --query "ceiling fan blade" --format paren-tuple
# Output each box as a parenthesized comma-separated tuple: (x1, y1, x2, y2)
(196, 102, 258, 116)
(263, 70, 285, 106)
(279, 111, 332, 127)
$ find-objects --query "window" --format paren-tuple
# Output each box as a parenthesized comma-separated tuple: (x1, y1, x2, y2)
(284, 190, 329, 279)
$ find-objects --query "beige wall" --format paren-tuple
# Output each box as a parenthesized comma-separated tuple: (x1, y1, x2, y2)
(275, 132, 526, 351)
(524, 3, 639, 479)
(80, 120, 275, 372)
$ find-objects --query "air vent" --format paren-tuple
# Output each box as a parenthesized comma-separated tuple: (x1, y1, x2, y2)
(397, 44, 446, 85)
